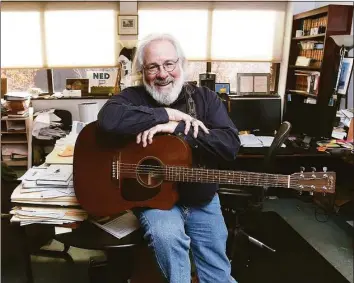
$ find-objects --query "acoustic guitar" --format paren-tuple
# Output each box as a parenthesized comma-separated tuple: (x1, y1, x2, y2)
(73, 122, 336, 216)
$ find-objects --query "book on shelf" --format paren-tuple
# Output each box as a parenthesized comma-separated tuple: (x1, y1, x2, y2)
(7, 110, 29, 118)
(294, 70, 320, 95)
(1, 144, 28, 161)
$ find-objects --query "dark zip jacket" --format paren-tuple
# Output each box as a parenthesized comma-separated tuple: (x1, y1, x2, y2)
(97, 84, 240, 206)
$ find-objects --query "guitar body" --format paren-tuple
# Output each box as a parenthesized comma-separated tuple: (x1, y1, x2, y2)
(73, 122, 192, 216)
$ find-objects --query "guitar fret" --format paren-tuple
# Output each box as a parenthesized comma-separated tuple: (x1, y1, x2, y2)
(166, 166, 295, 191)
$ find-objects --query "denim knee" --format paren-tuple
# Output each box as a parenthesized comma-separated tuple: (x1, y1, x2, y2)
(138, 210, 188, 248)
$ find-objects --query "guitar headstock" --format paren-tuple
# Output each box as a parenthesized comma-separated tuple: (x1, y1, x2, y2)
(290, 167, 336, 195)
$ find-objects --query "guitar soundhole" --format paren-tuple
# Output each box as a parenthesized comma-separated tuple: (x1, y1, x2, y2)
(121, 157, 163, 202)
(137, 158, 164, 188)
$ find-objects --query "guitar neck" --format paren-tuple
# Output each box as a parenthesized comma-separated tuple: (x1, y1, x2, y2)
(164, 166, 291, 188)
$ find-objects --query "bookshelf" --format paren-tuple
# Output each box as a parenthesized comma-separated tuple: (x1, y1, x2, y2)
(285, 5, 353, 106)
(284, 5, 353, 138)
(1, 107, 33, 169)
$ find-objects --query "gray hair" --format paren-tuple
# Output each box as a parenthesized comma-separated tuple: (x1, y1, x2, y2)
(132, 33, 187, 75)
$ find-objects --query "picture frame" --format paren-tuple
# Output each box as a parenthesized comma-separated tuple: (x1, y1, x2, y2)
(237, 73, 270, 95)
(215, 83, 230, 95)
(66, 78, 89, 95)
(337, 57, 354, 95)
(118, 15, 138, 35)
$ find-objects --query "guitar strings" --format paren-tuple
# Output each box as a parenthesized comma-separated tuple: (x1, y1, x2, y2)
(110, 163, 299, 186)
(116, 163, 298, 180)
(105, 163, 328, 189)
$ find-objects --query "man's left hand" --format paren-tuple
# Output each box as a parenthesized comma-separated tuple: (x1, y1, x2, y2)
(137, 121, 179, 147)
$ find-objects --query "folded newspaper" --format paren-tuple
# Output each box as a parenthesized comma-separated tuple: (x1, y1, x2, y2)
(91, 210, 140, 239)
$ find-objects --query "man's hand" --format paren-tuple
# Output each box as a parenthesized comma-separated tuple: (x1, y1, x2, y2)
(164, 108, 209, 137)
(137, 121, 179, 147)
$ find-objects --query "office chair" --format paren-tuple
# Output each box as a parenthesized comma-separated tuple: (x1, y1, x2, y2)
(32, 109, 72, 165)
(219, 121, 292, 261)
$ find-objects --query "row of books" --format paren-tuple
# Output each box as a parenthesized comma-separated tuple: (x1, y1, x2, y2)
(301, 17, 327, 36)
(299, 49, 323, 64)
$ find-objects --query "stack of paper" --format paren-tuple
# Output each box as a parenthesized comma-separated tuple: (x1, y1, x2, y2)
(11, 164, 78, 206)
(91, 210, 140, 239)
(239, 134, 263, 147)
(238, 134, 286, 148)
(10, 206, 87, 226)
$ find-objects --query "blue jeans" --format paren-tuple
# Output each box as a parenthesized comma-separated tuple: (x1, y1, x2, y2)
(134, 193, 237, 283)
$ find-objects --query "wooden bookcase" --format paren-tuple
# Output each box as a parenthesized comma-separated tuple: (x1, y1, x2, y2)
(1, 107, 33, 169)
(284, 5, 353, 137)
(285, 5, 353, 106)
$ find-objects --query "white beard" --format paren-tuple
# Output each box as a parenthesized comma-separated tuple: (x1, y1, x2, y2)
(143, 70, 185, 106)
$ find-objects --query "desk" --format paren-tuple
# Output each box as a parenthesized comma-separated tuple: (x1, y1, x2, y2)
(238, 145, 331, 158)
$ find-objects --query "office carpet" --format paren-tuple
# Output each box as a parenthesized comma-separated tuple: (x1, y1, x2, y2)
(231, 211, 350, 283)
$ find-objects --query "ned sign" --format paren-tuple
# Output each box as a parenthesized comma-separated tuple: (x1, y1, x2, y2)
(87, 71, 117, 88)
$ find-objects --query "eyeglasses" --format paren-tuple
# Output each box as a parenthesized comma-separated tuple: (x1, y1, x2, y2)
(143, 58, 179, 75)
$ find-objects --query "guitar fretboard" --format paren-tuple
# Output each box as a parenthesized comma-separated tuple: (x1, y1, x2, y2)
(163, 166, 290, 188)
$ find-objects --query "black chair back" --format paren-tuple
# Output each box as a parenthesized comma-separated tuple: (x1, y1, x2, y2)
(54, 109, 72, 132)
(263, 121, 292, 172)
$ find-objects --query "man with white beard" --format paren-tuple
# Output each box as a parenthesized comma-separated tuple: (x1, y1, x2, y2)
(98, 33, 240, 283)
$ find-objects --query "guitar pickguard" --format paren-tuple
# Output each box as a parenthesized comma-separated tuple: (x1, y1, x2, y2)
(121, 179, 161, 201)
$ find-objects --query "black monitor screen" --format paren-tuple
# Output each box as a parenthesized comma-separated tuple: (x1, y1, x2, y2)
(283, 102, 336, 138)
(227, 97, 281, 135)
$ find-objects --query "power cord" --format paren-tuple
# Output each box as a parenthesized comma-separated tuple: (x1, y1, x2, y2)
(314, 206, 330, 223)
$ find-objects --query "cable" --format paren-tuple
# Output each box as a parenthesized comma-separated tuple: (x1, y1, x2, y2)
(314, 206, 330, 223)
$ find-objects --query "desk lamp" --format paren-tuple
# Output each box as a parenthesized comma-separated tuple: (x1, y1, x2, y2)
(330, 35, 354, 108)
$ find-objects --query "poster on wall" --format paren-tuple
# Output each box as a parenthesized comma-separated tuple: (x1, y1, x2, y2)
(337, 57, 354, 95)
(87, 71, 118, 94)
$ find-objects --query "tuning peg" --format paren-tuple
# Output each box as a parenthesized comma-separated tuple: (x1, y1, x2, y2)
(298, 190, 302, 196)
(300, 166, 305, 173)
(311, 167, 316, 172)
(323, 167, 327, 172)
(309, 191, 313, 196)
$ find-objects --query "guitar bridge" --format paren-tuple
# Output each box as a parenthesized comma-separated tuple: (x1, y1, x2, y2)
(112, 154, 121, 186)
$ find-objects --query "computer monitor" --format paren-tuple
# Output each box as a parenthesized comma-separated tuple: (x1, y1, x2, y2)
(283, 102, 336, 139)
(227, 97, 281, 135)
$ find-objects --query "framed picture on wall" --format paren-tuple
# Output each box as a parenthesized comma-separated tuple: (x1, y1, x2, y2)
(237, 73, 270, 95)
(337, 57, 353, 95)
(118, 15, 138, 35)
(66, 79, 89, 95)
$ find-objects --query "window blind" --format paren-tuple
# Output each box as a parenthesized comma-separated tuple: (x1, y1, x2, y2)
(138, 9, 209, 61)
(1, 2, 118, 68)
(138, 2, 287, 62)
(1, 3, 43, 68)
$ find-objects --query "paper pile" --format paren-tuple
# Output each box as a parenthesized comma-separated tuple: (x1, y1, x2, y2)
(10, 164, 85, 226)
(10, 206, 87, 226)
(32, 109, 67, 140)
(11, 164, 78, 206)
(238, 134, 286, 147)
(91, 210, 140, 239)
